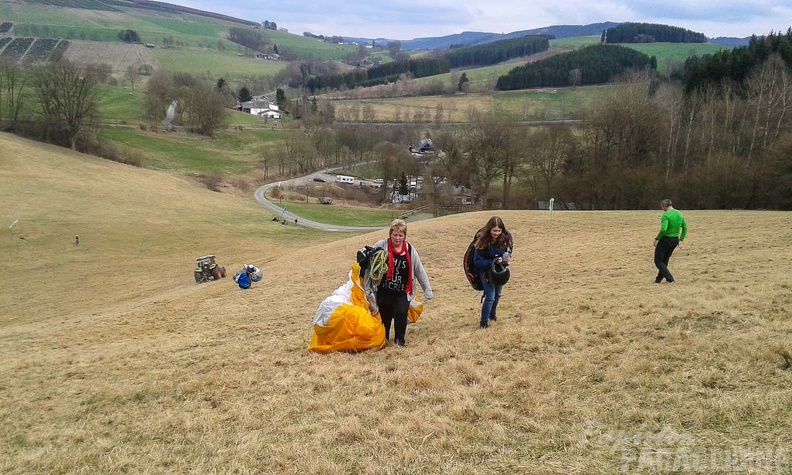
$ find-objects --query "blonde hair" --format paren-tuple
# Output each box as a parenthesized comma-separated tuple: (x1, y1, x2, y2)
(389, 218, 407, 236)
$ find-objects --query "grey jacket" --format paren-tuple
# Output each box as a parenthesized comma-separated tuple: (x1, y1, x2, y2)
(372, 238, 433, 301)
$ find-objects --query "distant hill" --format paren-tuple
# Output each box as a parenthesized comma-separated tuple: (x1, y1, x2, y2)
(344, 22, 620, 51)
(709, 36, 751, 47)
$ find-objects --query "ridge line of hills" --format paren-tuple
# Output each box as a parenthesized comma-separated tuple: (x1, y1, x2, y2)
(24, 0, 751, 50)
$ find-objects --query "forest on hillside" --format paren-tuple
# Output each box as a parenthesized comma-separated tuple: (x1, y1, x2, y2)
(440, 35, 550, 69)
(603, 22, 707, 44)
(496, 44, 655, 90)
(305, 58, 451, 93)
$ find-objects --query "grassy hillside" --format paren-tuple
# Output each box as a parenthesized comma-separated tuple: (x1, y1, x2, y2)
(99, 124, 277, 174)
(0, 1, 357, 70)
(2, 131, 791, 473)
(327, 85, 617, 123)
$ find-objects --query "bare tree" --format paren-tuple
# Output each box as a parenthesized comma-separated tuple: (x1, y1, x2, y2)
(362, 103, 376, 122)
(0, 60, 27, 127)
(375, 141, 411, 201)
(124, 65, 139, 91)
(746, 54, 791, 155)
(183, 81, 229, 136)
(144, 70, 175, 123)
(32, 60, 101, 150)
(526, 125, 575, 194)
(464, 112, 516, 203)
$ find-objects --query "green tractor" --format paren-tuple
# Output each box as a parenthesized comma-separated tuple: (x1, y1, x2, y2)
(194, 255, 227, 283)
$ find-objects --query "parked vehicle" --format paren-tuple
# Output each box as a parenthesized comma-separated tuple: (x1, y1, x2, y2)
(335, 175, 354, 184)
(313, 177, 326, 182)
(194, 255, 226, 283)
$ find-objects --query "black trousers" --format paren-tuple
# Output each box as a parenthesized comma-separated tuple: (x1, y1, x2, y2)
(377, 290, 409, 342)
(654, 236, 679, 283)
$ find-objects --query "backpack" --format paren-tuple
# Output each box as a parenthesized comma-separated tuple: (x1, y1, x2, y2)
(463, 231, 484, 291)
(235, 271, 251, 289)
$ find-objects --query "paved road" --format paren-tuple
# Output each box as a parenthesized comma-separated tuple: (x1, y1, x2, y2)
(253, 169, 387, 233)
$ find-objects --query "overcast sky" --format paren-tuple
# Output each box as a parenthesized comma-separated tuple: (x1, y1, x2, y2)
(172, 0, 791, 40)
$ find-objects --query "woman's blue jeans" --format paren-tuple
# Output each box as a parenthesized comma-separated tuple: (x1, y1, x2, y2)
(480, 274, 502, 324)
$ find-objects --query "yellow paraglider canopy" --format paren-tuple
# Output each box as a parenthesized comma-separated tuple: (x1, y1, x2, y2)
(308, 262, 385, 352)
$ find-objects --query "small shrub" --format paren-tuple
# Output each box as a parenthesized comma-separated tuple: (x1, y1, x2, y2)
(201, 172, 224, 192)
(231, 178, 251, 193)
(86, 139, 144, 167)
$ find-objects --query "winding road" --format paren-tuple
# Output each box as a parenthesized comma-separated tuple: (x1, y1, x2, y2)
(253, 169, 387, 233)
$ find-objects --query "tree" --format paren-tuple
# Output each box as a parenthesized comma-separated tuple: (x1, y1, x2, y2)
(458, 72, 469, 92)
(387, 40, 408, 61)
(118, 29, 141, 43)
(144, 70, 176, 122)
(237, 85, 252, 103)
(398, 173, 409, 195)
(276, 88, 287, 110)
(183, 82, 229, 136)
(32, 60, 101, 150)
(464, 113, 515, 202)
(0, 60, 27, 127)
(124, 65, 138, 90)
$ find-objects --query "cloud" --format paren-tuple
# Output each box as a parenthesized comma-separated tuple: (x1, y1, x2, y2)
(172, 0, 791, 40)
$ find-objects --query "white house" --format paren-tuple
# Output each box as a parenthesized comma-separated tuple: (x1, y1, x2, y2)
(259, 109, 281, 120)
(237, 96, 281, 120)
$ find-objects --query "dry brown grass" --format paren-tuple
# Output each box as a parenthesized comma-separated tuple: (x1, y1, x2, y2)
(63, 41, 158, 77)
(2, 132, 791, 474)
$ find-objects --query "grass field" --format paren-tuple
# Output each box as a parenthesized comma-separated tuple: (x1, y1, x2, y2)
(329, 85, 616, 123)
(151, 47, 286, 81)
(99, 126, 269, 175)
(262, 29, 357, 61)
(2, 131, 791, 473)
(626, 42, 728, 71)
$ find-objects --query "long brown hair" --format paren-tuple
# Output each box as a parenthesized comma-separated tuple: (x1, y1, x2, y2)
(474, 216, 512, 250)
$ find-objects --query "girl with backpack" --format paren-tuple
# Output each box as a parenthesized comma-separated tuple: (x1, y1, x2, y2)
(473, 216, 513, 329)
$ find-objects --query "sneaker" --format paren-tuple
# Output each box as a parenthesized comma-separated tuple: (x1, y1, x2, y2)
(395, 339, 406, 347)
(480, 321, 488, 329)
(489, 315, 497, 322)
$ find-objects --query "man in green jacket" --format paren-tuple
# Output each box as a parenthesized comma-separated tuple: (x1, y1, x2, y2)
(654, 199, 687, 283)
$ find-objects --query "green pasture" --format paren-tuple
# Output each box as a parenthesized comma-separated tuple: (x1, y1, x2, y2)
(97, 85, 279, 127)
(100, 126, 261, 175)
(270, 200, 395, 226)
(137, 15, 230, 38)
(97, 85, 146, 123)
(626, 42, 728, 71)
(493, 85, 615, 120)
(413, 62, 519, 90)
(152, 47, 286, 80)
(368, 51, 393, 63)
(0, 3, 230, 42)
(262, 29, 358, 61)
(215, 126, 281, 150)
(329, 83, 621, 122)
(549, 36, 601, 51)
(226, 110, 278, 128)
